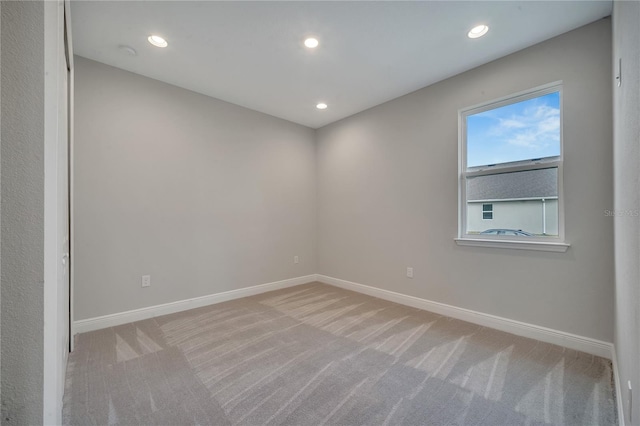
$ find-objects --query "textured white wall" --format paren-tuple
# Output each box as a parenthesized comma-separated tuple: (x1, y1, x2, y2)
(1, 1, 45, 424)
(317, 19, 613, 342)
(613, 1, 640, 423)
(74, 57, 317, 320)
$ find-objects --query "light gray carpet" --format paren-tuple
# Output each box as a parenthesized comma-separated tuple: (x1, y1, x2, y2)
(63, 282, 617, 425)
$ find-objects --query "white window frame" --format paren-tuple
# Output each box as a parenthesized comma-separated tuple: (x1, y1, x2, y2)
(482, 203, 493, 220)
(455, 82, 570, 252)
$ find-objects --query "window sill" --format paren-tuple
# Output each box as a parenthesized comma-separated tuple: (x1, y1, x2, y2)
(454, 238, 570, 252)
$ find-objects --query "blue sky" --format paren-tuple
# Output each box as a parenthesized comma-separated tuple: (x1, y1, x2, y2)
(466, 92, 561, 167)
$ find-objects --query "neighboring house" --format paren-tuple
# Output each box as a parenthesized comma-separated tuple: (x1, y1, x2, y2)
(466, 167, 558, 236)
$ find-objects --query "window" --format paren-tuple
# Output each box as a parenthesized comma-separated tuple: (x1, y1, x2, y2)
(456, 82, 569, 252)
(482, 203, 493, 220)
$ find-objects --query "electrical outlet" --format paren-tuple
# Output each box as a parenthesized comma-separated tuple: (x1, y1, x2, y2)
(142, 275, 151, 288)
(406, 267, 414, 278)
(294, 256, 299, 264)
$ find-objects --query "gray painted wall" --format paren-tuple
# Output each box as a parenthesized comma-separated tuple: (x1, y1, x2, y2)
(613, 1, 640, 424)
(1, 0, 2, 410)
(1, 1, 45, 424)
(74, 57, 317, 320)
(317, 19, 613, 342)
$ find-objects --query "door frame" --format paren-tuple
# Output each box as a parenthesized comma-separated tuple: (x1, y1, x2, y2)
(66, 0, 75, 354)
(43, 0, 73, 423)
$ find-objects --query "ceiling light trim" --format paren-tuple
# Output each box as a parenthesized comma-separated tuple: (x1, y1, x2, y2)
(118, 45, 138, 56)
(304, 37, 319, 49)
(467, 25, 489, 39)
(148, 35, 168, 48)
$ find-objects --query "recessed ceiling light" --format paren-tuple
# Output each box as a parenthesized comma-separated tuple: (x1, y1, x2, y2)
(118, 45, 137, 56)
(304, 37, 319, 48)
(316, 103, 328, 110)
(148, 35, 168, 48)
(467, 25, 489, 39)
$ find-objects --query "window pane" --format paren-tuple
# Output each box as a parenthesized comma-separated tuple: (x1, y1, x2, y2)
(467, 92, 560, 168)
(466, 168, 558, 236)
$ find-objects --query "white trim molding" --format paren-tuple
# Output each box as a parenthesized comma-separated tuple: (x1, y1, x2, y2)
(74, 275, 318, 334)
(612, 345, 626, 426)
(458, 82, 568, 250)
(317, 274, 612, 359)
(43, 1, 71, 424)
(455, 238, 570, 252)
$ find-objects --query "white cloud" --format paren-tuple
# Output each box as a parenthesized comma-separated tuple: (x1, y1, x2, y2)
(507, 131, 538, 148)
(467, 94, 561, 166)
(494, 104, 560, 150)
(498, 118, 527, 129)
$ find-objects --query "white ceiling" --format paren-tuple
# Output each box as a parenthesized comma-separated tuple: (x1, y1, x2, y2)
(71, 1, 612, 129)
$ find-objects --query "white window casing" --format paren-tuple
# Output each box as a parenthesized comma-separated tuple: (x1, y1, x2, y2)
(456, 81, 570, 252)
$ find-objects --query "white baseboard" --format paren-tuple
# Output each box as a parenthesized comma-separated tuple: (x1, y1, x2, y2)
(77, 272, 614, 360)
(317, 274, 613, 359)
(74, 274, 318, 334)
(611, 345, 626, 426)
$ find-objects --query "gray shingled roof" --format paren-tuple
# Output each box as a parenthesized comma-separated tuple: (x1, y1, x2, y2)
(467, 167, 557, 201)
